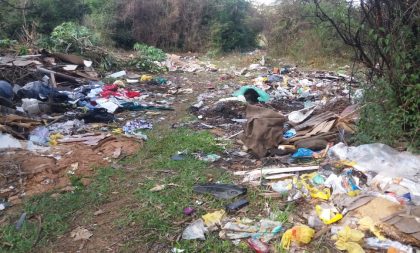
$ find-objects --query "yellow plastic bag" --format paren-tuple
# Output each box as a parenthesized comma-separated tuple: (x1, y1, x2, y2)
(315, 204, 343, 224)
(358, 216, 385, 240)
(281, 225, 315, 249)
(301, 174, 331, 200)
(332, 226, 365, 253)
(140, 75, 153, 82)
(49, 133, 63, 146)
(202, 210, 225, 227)
(112, 128, 123, 134)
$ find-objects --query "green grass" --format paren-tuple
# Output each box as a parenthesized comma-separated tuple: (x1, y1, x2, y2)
(120, 128, 243, 251)
(119, 128, 299, 252)
(0, 167, 121, 252)
(0, 128, 296, 253)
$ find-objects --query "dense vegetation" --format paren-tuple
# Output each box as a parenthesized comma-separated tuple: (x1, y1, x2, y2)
(0, 0, 262, 53)
(314, 0, 419, 150)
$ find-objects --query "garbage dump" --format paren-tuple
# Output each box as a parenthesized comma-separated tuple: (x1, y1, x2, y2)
(180, 59, 420, 252)
(1, 49, 419, 252)
(0, 51, 190, 203)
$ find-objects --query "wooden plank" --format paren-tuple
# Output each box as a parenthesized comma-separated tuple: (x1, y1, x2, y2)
(295, 111, 336, 131)
(321, 119, 336, 133)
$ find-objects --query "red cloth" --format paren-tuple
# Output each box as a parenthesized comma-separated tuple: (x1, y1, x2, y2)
(100, 90, 122, 98)
(100, 85, 141, 98)
(103, 84, 118, 91)
(125, 91, 140, 98)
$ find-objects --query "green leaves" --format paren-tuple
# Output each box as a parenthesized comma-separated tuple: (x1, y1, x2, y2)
(133, 43, 166, 62)
(50, 22, 97, 53)
(130, 43, 167, 73)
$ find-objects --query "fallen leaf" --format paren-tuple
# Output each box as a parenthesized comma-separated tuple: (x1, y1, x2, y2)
(150, 184, 166, 192)
(94, 210, 105, 216)
(70, 227, 93, 241)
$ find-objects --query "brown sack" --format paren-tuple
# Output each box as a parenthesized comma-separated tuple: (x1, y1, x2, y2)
(242, 105, 286, 158)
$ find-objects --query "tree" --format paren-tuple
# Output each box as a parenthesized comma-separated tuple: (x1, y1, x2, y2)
(314, 0, 419, 149)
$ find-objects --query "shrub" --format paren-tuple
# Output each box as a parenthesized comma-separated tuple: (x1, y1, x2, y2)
(50, 22, 98, 53)
(133, 43, 166, 62)
(131, 43, 167, 73)
(315, 0, 419, 151)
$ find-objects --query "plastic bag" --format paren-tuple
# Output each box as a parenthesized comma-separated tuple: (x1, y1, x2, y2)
(140, 75, 153, 82)
(29, 126, 50, 146)
(329, 143, 420, 179)
(271, 180, 292, 194)
(332, 226, 365, 253)
(301, 174, 331, 200)
(292, 148, 314, 158)
(202, 210, 225, 227)
(358, 217, 384, 240)
(315, 204, 343, 224)
(232, 86, 270, 103)
(182, 219, 207, 240)
(281, 225, 315, 249)
(283, 129, 297, 139)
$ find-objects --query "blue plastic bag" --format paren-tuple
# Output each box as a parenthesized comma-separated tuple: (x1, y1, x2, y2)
(233, 86, 270, 103)
(292, 148, 314, 158)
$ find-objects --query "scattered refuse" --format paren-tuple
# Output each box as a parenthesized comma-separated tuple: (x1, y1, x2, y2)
(202, 210, 226, 227)
(183, 207, 195, 216)
(193, 184, 247, 199)
(226, 199, 249, 213)
(182, 219, 207, 240)
(1, 48, 418, 253)
(15, 212, 27, 230)
(150, 184, 166, 192)
(70, 227, 93, 241)
(281, 225, 315, 249)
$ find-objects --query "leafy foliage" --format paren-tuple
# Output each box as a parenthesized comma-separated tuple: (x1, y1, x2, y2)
(0, 39, 17, 48)
(263, 1, 350, 63)
(130, 43, 167, 73)
(210, 0, 260, 52)
(133, 43, 166, 62)
(315, 0, 419, 150)
(50, 22, 97, 53)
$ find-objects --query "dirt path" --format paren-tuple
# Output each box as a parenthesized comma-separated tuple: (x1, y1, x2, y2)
(38, 71, 231, 253)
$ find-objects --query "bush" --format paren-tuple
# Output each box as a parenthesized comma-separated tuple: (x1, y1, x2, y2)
(0, 39, 17, 48)
(315, 0, 419, 151)
(133, 43, 166, 62)
(50, 22, 98, 53)
(131, 43, 167, 73)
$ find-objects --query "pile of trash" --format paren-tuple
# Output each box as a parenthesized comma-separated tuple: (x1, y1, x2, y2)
(180, 60, 420, 252)
(178, 142, 420, 252)
(0, 51, 182, 204)
(163, 54, 218, 73)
